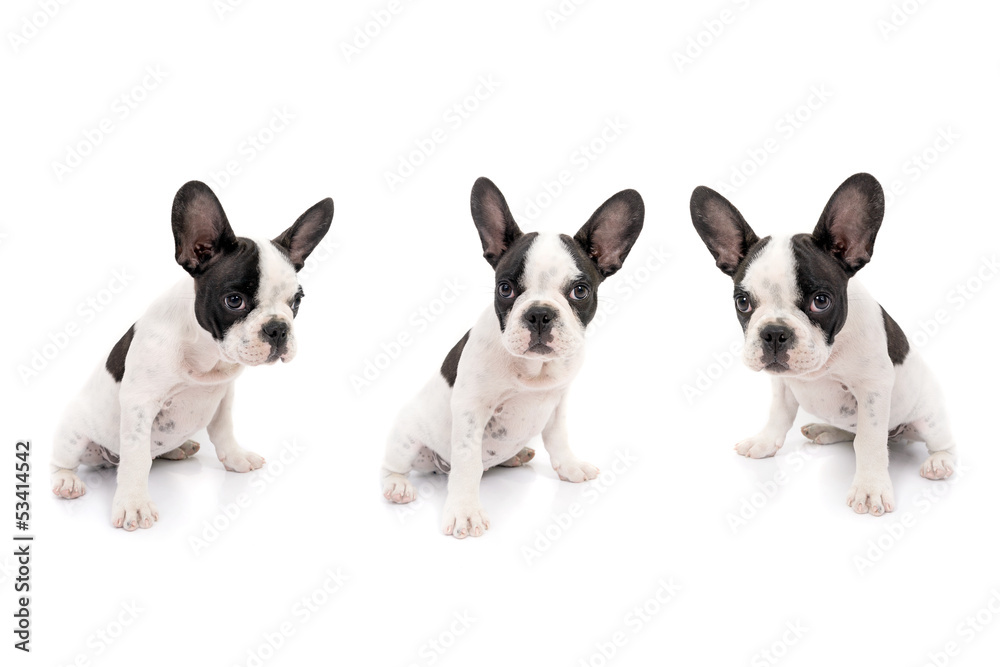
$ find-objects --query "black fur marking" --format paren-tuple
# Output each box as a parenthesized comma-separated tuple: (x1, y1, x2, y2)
(789, 234, 850, 345)
(105, 324, 135, 383)
(559, 234, 605, 327)
(193, 238, 261, 341)
(881, 307, 910, 365)
(731, 236, 772, 332)
(440, 330, 471, 387)
(492, 233, 539, 332)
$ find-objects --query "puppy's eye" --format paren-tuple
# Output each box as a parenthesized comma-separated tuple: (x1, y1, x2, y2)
(497, 282, 514, 299)
(735, 295, 752, 313)
(224, 294, 245, 311)
(811, 294, 832, 312)
(291, 295, 302, 314)
(570, 284, 591, 301)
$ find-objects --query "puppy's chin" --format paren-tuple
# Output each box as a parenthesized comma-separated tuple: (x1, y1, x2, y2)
(746, 353, 830, 377)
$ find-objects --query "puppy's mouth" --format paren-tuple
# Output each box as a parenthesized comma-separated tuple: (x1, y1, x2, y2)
(763, 360, 790, 373)
(525, 342, 554, 355)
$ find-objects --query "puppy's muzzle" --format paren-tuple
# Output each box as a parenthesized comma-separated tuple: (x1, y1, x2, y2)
(260, 319, 290, 361)
(759, 323, 794, 371)
(522, 304, 557, 337)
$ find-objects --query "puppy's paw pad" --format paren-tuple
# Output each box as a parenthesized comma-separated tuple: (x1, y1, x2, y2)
(920, 452, 955, 480)
(441, 501, 490, 539)
(382, 473, 417, 504)
(846, 478, 895, 516)
(51, 470, 86, 499)
(219, 449, 265, 473)
(553, 459, 599, 483)
(735, 436, 781, 459)
(158, 440, 201, 461)
(111, 494, 159, 531)
(801, 423, 853, 445)
(499, 447, 535, 468)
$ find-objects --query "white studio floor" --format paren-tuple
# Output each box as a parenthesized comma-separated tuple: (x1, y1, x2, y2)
(5, 1, 1000, 665)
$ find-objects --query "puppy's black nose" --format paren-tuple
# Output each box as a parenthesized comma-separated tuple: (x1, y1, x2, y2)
(522, 305, 557, 335)
(760, 324, 794, 352)
(262, 320, 289, 342)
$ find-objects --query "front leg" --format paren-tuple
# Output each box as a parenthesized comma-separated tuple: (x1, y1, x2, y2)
(846, 384, 895, 516)
(543, 395, 598, 482)
(112, 395, 160, 530)
(207, 384, 265, 473)
(441, 404, 491, 539)
(736, 377, 798, 458)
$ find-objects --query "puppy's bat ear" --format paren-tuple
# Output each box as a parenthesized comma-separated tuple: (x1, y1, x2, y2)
(690, 186, 760, 277)
(574, 189, 644, 278)
(470, 177, 523, 268)
(172, 181, 238, 275)
(812, 173, 884, 277)
(273, 198, 334, 272)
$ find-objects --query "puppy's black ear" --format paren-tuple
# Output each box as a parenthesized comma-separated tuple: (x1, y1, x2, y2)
(690, 186, 760, 277)
(471, 177, 523, 268)
(273, 198, 334, 271)
(574, 189, 644, 278)
(812, 173, 884, 276)
(172, 181, 238, 275)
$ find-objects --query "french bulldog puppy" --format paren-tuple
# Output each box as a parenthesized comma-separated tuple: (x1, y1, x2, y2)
(381, 177, 644, 538)
(50, 181, 333, 530)
(690, 173, 956, 516)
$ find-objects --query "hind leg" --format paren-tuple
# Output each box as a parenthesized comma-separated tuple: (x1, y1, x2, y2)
(498, 447, 535, 467)
(801, 423, 855, 445)
(50, 421, 96, 499)
(908, 415, 956, 480)
(381, 432, 439, 504)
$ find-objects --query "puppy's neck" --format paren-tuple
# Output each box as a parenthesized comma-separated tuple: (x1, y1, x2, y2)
(168, 278, 245, 385)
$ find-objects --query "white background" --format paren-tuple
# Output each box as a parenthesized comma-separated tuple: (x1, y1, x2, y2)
(3, 1, 999, 665)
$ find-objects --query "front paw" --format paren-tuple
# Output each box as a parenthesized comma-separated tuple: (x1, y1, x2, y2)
(735, 434, 782, 458)
(441, 496, 490, 539)
(552, 458, 599, 483)
(218, 448, 265, 473)
(847, 475, 895, 516)
(111, 490, 159, 531)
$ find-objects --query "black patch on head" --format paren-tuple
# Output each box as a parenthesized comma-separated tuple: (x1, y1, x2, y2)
(881, 306, 910, 365)
(440, 330, 471, 387)
(492, 233, 539, 332)
(790, 234, 850, 345)
(193, 238, 261, 341)
(731, 236, 772, 332)
(105, 324, 135, 383)
(560, 234, 606, 327)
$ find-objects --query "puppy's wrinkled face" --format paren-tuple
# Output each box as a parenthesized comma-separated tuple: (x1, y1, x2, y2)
(194, 238, 303, 366)
(493, 233, 602, 359)
(735, 235, 849, 375)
